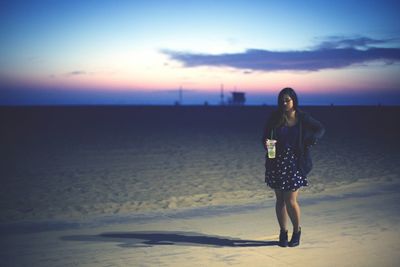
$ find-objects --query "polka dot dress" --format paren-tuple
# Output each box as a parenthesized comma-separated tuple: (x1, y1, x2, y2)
(265, 146, 308, 191)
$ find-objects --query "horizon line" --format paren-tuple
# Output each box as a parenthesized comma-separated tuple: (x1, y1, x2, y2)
(1, 103, 398, 108)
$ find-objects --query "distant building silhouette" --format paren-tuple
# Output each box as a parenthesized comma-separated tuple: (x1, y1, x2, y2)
(174, 86, 183, 106)
(220, 84, 225, 105)
(228, 92, 246, 106)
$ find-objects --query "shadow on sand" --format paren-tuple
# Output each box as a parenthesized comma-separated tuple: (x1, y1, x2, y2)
(61, 231, 278, 248)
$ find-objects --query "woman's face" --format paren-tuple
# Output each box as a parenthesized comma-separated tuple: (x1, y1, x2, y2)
(282, 94, 294, 111)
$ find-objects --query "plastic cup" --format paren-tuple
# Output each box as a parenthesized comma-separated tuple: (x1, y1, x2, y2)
(266, 139, 277, 159)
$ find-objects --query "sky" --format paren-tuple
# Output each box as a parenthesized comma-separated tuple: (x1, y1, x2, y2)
(0, 0, 400, 105)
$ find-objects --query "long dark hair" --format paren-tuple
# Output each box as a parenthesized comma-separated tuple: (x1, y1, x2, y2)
(271, 87, 300, 128)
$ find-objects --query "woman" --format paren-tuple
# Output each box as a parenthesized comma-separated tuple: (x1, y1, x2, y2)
(262, 87, 325, 247)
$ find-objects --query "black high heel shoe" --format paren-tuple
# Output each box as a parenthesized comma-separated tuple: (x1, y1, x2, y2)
(278, 229, 288, 247)
(288, 227, 301, 247)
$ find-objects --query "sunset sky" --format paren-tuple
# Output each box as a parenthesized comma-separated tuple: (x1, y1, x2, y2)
(1, 0, 400, 105)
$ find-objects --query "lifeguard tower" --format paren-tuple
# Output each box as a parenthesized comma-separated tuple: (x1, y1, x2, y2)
(228, 92, 246, 106)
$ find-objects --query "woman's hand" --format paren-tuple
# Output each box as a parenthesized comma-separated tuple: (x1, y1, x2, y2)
(305, 137, 317, 147)
(264, 139, 277, 150)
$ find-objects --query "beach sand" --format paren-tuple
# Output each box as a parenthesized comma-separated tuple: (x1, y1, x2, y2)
(1, 178, 399, 266)
(1, 106, 400, 266)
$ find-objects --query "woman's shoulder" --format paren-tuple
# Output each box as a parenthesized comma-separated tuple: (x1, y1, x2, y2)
(297, 109, 311, 120)
(297, 109, 324, 129)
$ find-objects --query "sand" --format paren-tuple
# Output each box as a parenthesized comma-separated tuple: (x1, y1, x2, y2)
(1, 178, 399, 266)
(1, 105, 400, 266)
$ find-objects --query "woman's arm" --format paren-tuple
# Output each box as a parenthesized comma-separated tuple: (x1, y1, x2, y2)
(303, 113, 325, 146)
(261, 122, 271, 149)
(261, 114, 275, 149)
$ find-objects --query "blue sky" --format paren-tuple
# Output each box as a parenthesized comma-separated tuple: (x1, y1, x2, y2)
(1, 0, 400, 105)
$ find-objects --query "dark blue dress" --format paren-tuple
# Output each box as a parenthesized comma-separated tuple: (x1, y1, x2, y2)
(265, 123, 308, 191)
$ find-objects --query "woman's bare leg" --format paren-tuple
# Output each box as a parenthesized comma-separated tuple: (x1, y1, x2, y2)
(284, 190, 301, 233)
(274, 189, 288, 231)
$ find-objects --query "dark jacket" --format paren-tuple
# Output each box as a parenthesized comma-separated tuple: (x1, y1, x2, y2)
(262, 109, 325, 176)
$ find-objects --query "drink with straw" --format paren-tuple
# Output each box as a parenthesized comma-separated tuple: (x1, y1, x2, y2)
(266, 139, 277, 159)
